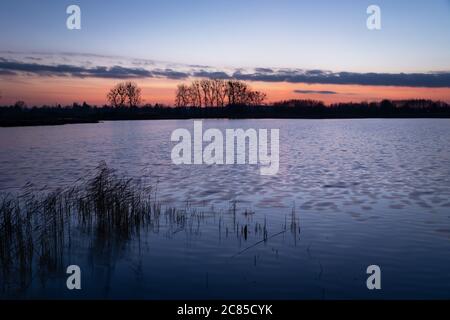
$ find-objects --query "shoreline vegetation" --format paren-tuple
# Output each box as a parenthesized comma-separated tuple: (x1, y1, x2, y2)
(0, 162, 299, 295)
(2, 99, 450, 127)
(1, 80, 450, 127)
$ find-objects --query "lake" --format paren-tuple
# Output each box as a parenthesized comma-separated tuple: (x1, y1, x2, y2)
(1, 119, 450, 299)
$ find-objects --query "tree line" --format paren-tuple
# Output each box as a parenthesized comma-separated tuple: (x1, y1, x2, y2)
(2, 80, 450, 126)
(2, 98, 450, 127)
(107, 82, 142, 108)
(175, 79, 267, 107)
(104, 80, 267, 108)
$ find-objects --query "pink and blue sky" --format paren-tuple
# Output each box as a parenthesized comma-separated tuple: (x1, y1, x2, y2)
(1, 0, 450, 105)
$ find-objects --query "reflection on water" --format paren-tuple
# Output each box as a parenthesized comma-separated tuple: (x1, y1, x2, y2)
(0, 119, 450, 299)
(0, 163, 299, 298)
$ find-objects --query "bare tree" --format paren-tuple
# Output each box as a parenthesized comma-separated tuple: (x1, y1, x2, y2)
(174, 79, 266, 107)
(107, 83, 127, 107)
(189, 81, 202, 107)
(124, 82, 142, 107)
(247, 91, 267, 106)
(107, 82, 142, 107)
(125, 82, 142, 108)
(175, 84, 190, 107)
(14, 100, 27, 109)
(226, 80, 249, 105)
(212, 79, 227, 107)
(200, 79, 213, 107)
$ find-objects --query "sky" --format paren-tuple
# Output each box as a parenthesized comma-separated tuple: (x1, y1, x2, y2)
(1, 0, 450, 105)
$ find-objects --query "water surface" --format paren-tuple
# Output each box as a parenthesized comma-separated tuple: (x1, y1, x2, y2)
(1, 119, 450, 299)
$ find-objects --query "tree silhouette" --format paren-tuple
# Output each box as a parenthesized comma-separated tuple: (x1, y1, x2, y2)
(175, 84, 190, 107)
(2, 98, 450, 127)
(14, 100, 26, 109)
(107, 82, 142, 107)
(175, 79, 267, 107)
(124, 82, 142, 107)
(212, 79, 227, 107)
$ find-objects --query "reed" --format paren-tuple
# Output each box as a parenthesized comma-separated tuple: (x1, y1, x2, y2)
(0, 162, 159, 293)
(0, 162, 300, 295)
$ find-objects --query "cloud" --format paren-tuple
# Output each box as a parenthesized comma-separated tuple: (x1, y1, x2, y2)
(151, 68, 189, 80)
(254, 67, 274, 73)
(294, 89, 337, 95)
(232, 69, 450, 88)
(0, 60, 153, 79)
(189, 64, 211, 68)
(1, 52, 450, 88)
(192, 70, 231, 79)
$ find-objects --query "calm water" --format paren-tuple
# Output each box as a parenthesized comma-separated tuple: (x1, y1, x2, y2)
(1, 119, 450, 299)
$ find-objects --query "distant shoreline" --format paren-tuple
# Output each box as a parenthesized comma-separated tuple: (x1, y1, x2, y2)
(2, 99, 450, 127)
(2, 115, 450, 128)
(0, 118, 99, 127)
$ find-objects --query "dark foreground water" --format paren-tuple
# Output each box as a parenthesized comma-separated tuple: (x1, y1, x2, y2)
(1, 119, 450, 299)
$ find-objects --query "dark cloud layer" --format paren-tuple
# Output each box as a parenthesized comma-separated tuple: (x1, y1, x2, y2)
(0, 60, 191, 80)
(232, 70, 450, 88)
(151, 69, 189, 80)
(294, 89, 337, 95)
(1, 58, 450, 88)
(192, 70, 231, 79)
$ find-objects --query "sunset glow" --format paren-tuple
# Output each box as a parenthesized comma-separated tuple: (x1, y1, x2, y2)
(1, 0, 450, 105)
(2, 74, 450, 106)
